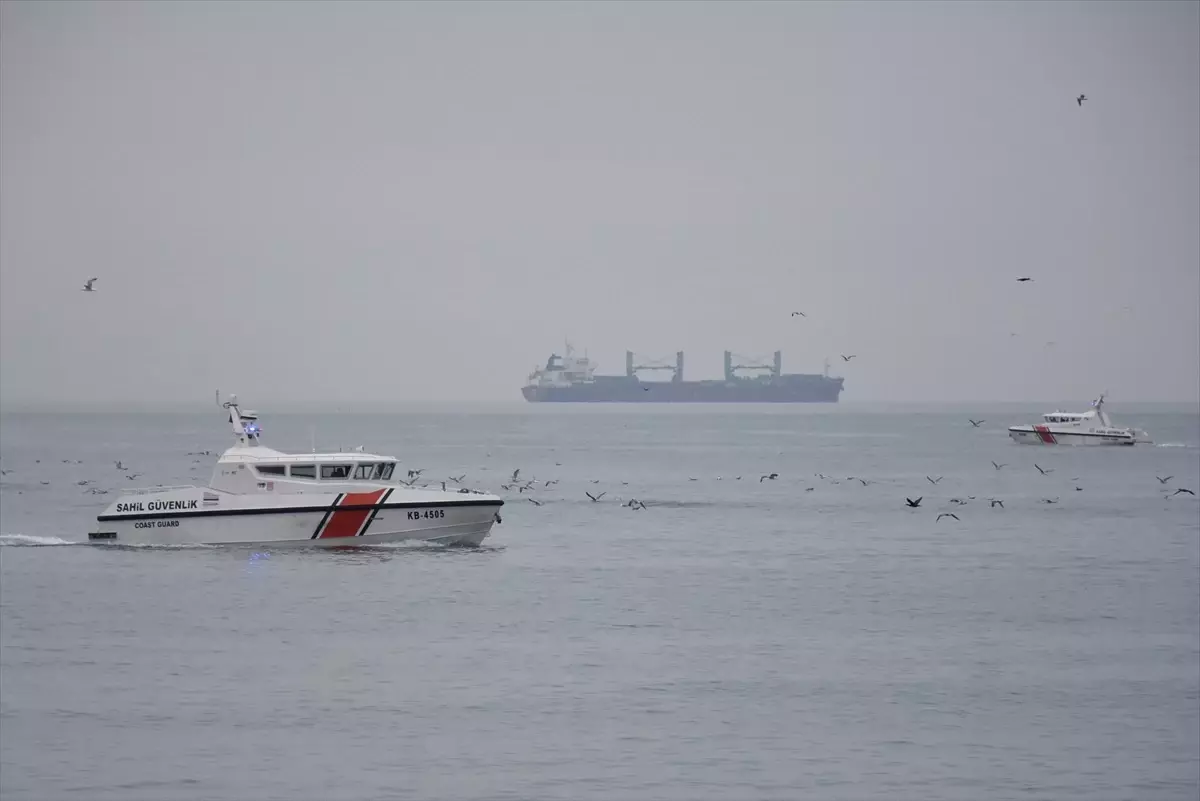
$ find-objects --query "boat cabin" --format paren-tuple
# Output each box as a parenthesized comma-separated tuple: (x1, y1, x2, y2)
(1043, 412, 1091, 425)
(207, 396, 404, 494)
(248, 457, 397, 482)
(209, 448, 400, 494)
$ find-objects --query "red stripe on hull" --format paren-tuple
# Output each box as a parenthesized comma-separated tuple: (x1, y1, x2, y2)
(1034, 425, 1057, 444)
(319, 489, 387, 538)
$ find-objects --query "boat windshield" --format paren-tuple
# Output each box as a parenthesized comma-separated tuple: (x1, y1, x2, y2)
(354, 462, 395, 480)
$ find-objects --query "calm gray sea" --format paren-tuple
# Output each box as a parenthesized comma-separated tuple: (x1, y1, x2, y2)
(2, 403, 1198, 801)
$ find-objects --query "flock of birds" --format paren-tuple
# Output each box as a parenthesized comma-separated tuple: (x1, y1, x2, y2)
(0, 458, 148, 497)
(457, 423, 1196, 525)
(0, 412, 1195, 535)
(444, 435, 1194, 526)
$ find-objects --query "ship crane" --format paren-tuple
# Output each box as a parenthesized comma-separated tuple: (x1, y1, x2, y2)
(626, 350, 684, 383)
(724, 350, 783, 381)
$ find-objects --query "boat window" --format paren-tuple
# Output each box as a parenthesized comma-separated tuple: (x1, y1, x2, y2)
(256, 464, 286, 476)
(381, 462, 395, 480)
(370, 464, 385, 480)
(354, 463, 377, 480)
(321, 464, 352, 480)
(289, 464, 316, 479)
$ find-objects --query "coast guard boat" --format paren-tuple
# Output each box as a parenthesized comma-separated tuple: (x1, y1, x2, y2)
(88, 395, 503, 547)
(1008, 394, 1150, 446)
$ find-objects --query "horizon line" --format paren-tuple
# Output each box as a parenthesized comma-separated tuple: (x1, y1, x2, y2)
(2, 398, 1198, 413)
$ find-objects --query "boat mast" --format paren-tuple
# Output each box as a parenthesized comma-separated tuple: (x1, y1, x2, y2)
(221, 394, 262, 447)
(1093, 392, 1112, 427)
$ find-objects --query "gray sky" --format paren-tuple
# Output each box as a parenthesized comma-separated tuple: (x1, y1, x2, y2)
(2, 0, 1197, 406)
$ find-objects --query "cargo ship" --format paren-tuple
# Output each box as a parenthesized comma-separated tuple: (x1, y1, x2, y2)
(521, 344, 844, 403)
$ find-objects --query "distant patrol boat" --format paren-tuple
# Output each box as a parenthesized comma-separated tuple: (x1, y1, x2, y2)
(88, 395, 503, 547)
(1008, 394, 1151, 446)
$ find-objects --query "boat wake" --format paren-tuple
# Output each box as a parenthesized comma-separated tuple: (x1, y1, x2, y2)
(0, 534, 219, 550)
(0, 534, 79, 547)
(339, 540, 504, 553)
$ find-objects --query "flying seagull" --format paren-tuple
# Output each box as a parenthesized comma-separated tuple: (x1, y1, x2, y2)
(1016, 277, 1032, 282)
(1170, 488, 1195, 497)
(1156, 476, 1173, 484)
(937, 513, 959, 522)
(1077, 94, 1087, 106)
(926, 476, 942, 485)
(969, 419, 985, 427)
(841, 354, 857, 362)
(527, 498, 543, 506)
(989, 499, 1004, 508)
(790, 311, 805, 317)
(585, 491, 605, 502)
(992, 461, 1006, 470)
(82, 277, 98, 292)
(905, 497, 922, 508)
(760, 473, 778, 482)
(1035, 464, 1053, 475)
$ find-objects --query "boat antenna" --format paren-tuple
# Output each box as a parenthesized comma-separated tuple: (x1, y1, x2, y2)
(215, 389, 221, 407)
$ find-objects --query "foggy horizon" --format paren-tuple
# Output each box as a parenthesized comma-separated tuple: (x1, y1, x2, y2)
(2, 0, 1197, 407)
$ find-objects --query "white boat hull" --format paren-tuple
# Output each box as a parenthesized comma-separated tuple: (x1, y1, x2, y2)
(1008, 425, 1135, 446)
(89, 486, 503, 547)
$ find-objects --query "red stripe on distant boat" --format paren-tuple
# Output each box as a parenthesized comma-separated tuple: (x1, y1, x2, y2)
(319, 489, 387, 538)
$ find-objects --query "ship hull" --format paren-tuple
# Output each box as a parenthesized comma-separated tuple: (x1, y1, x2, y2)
(88, 487, 503, 547)
(1008, 425, 1136, 446)
(522, 378, 843, 403)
